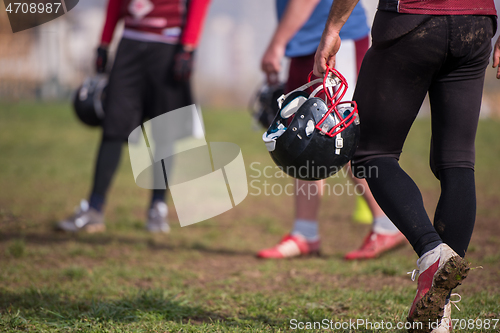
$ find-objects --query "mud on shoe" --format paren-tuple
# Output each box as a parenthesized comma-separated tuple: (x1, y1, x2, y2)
(407, 244, 469, 333)
(256, 234, 320, 259)
(56, 200, 105, 233)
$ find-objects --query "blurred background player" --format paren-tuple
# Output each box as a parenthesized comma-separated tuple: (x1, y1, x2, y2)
(256, 0, 406, 260)
(56, 0, 211, 233)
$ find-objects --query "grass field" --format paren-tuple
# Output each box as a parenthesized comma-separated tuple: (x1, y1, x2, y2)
(1, 100, 500, 332)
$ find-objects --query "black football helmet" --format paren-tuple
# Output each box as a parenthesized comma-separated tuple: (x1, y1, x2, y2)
(262, 67, 360, 181)
(249, 82, 285, 129)
(73, 75, 107, 127)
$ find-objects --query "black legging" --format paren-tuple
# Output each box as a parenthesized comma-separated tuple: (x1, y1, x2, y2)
(90, 137, 167, 211)
(351, 12, 494, 258)
(358, 158, 475, 257)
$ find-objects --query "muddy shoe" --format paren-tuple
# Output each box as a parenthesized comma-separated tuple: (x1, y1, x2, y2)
(146, 201, 170, 233)
(56, 200, 105, 233)
(407, 244, 469, 333)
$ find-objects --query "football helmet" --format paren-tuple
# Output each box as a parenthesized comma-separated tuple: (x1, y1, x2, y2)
(73, 75, 107, 127)
(249, 82, 285, 129)
(262, 66, 359, 181)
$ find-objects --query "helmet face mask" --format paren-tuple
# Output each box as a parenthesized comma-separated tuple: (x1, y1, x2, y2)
(262, 68, 360, 181)
(73, 75, 108, 127)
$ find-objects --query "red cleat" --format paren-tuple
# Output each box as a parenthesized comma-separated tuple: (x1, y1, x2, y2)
(406, 244, 469, 333)
(344, 231, 406, 260)
(256, 234, 320, 259)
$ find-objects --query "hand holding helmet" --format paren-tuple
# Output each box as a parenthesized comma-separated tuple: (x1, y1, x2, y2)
(262, 66, 359, 181)
(261, 43, 285, 85)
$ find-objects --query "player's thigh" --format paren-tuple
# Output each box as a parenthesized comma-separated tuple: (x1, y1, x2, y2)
(354, 35, 369, 74)
(103, 39, 147, 140)
(428, 79, 482, 177)
(141, 43, 194, 144)
(353, 13, 455, 167)
(353, 63, 427, 164)
(429, 16, 494, 176)
(145, 43, 193, 116)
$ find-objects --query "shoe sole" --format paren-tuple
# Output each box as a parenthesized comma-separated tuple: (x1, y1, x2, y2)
(407, 256, 470, 333)
(256, 250, 321, 259)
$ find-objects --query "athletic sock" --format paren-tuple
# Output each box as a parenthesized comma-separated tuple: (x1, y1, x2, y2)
(372, 215, 400, 235)
(291, 219, 319, 242)
(88, 138, 123, 213)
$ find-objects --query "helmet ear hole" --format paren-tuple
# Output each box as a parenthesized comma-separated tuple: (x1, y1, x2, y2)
(281, 90, 309, 110)
(280, 95, 307, 119)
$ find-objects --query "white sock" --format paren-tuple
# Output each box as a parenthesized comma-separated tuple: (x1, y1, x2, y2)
(372, 215, 400, 235)
(291, 219, 319, 241)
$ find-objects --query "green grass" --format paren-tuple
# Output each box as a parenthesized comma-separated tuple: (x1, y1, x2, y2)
(1, 100, 500, 332)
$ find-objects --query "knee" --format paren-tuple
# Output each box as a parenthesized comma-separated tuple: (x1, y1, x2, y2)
(429, 159, 475, 180)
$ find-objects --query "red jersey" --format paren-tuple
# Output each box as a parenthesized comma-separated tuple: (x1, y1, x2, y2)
(101, 0, 211, 46)
(378, 0, 496, 15)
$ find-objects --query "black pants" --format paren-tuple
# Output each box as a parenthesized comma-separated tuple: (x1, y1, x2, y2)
(103, 38, 192, 140)
(351, 12, 495, 257)
(90, 38, 193, 209)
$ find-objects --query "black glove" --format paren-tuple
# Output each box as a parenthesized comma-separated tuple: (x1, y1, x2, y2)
(95, 46, 108, 73)
(173, 49, 195, 82)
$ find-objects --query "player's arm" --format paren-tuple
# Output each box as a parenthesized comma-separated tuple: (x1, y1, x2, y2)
(313, 0, 360, 77)
(96, 0, 122, 73)
(493, 35, 500, 79)
(175, 0, 212, 81)
(181, 0, 212, 50)
(262, 0, 321, 83)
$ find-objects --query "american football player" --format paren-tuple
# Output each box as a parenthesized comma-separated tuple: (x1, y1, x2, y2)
(57, 0, 211, 233)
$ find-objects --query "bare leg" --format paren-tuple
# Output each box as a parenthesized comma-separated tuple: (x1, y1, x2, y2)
(256, 179, 322, 258)
(295, 179, 324, 220)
